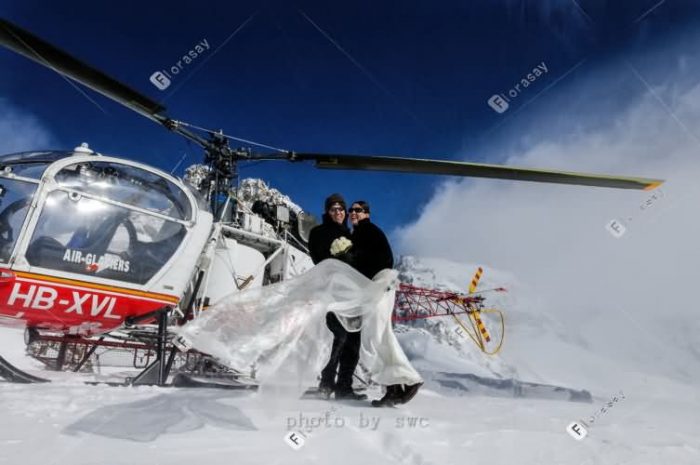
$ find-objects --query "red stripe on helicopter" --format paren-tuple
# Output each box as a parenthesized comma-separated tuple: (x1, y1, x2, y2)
(12, 271, 179, 303)
(0, 269, 179, 336)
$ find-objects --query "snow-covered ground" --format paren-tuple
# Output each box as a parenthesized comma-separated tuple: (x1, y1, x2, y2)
(1, 256, 699, 465)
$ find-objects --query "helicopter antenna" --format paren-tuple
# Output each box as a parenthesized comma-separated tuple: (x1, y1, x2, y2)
(170, 152, 189, 175)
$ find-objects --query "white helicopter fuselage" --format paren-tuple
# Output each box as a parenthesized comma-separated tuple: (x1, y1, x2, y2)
(0, 146, 313, 336)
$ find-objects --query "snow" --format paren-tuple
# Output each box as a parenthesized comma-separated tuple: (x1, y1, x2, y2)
(1, 256, 699, 465)
(237, 178, 305, 217)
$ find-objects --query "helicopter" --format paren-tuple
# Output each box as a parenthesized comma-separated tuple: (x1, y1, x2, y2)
(0, 18, 662, 387)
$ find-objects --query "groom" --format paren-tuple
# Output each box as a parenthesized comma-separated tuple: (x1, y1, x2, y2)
(308, 193, 367, 400)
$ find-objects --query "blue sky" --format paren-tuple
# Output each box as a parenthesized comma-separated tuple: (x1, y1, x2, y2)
(1, 0, 699, 237)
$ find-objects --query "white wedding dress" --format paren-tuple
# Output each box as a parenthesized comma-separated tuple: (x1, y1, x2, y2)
(175, 259, 423, 398)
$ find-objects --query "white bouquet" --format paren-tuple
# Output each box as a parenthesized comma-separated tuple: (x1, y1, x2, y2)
(330, 237, 353, 256)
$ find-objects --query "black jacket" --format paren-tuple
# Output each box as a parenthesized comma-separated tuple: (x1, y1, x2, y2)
(308, 214, 351, 265)
(350, 218, 394, 279)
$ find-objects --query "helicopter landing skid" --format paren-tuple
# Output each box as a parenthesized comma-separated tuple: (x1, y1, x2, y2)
(0, 355, 50, 384)
(170, 373, 258, 390)
(7, 307, 259, 389)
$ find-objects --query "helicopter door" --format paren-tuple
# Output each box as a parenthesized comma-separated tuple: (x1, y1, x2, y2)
(22, 160, 193, 286)
(0, 155, 61, 264)
(0, 179, 39, 263)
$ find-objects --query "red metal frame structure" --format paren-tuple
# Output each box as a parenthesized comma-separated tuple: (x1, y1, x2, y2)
(393, 283, 506, 322)
(393, 283, 508, 354)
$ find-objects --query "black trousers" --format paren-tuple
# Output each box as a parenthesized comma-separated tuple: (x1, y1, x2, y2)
(320, 312, 361, 393)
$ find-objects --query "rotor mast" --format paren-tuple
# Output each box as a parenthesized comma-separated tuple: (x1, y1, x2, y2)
(201, 131, 245, 221)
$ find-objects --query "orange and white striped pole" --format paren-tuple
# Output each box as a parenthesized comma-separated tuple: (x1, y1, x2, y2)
(472, 312, 491, 343)
(469, 267, 483, 294)
(467, 267, 491, 344)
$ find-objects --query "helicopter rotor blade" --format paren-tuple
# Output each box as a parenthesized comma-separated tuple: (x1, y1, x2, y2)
(0, 18, 165, 123)
(285, 153, 663, 190)
(0, 17, 664, 191)
(0, 18, 218, 150)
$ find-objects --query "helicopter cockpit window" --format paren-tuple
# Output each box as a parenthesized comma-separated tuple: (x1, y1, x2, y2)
(0, 163, 53, 179)
(55, 162, 192, 221)
(25, 190, 186, 284)
(0, 151, 73, 179)
(0, 179, 38, 263)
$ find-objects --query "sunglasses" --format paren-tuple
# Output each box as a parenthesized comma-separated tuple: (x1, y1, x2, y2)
(348, 207, 366, 213)
(329, 206, 345, 213)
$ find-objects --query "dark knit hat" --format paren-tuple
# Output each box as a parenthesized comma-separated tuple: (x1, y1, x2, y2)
(324, 193, 346, 212)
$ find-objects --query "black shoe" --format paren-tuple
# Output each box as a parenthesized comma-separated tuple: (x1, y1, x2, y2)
(318, 386, 333, 399)
(371, 385, 400, 407)
(334, 390, 368, 401)
(395, 382, 423, 404)
(317, 381, 335, 399)
(371, 396, 395, 407)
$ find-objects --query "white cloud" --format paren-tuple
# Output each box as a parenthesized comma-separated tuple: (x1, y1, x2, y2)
(396, 32, 700, 382)
(0, 99, 56, 153)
